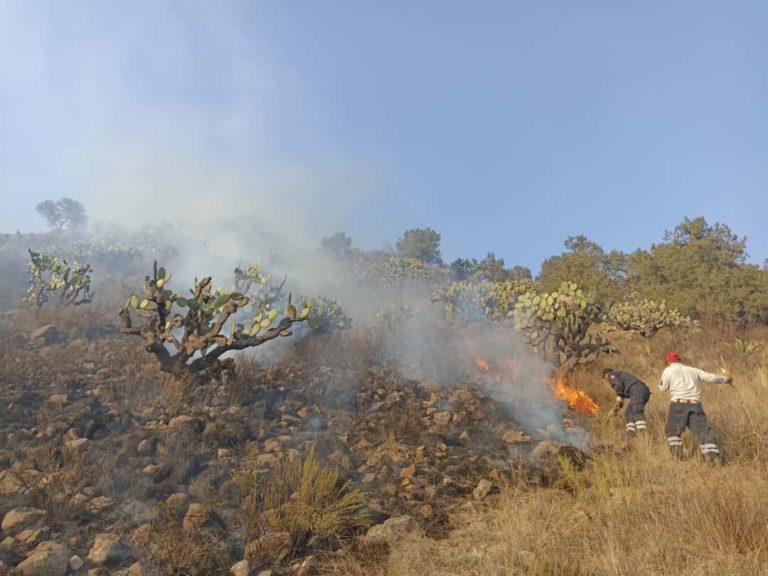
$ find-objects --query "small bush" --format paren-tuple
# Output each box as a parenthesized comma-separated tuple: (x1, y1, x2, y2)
(235, 448, 370, 548)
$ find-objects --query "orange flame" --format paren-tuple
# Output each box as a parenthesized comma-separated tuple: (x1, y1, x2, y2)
(472, 355, 599, 417)
(474, 356, 492, 371)
(551, 378, 599, 416)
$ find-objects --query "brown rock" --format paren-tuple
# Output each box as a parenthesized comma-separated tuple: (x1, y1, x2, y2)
(16, 541, 69, 576)
(87, 533, 131, 566)
(29, 325, 60, 345)
(182, 503, 208, 533)
(292, 555, 317, 576)
(245, 532, 293, 566)
(230, 559, 249, 576)
(472, 479, 493, 501)
(502, 430, 529, 444)
(1, 508, 44, 535)
(362, 516, 417, 545)
(400, 465, 416, 479)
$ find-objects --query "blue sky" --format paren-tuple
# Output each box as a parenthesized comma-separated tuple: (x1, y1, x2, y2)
(1, 1, 767, 271)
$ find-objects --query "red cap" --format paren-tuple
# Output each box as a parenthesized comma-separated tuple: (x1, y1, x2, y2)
(665, 352, 681, 363)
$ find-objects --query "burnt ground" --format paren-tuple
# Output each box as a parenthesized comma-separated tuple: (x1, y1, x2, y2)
(0, 309, 590, 575)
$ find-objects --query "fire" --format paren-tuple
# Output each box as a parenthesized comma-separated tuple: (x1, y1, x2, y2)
(472, 355, 599, 417)
(474, 356, 492, 372)
(551, 377, 599, 416)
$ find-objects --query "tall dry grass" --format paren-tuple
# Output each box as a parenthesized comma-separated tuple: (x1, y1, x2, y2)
(334, 325, 768, 576)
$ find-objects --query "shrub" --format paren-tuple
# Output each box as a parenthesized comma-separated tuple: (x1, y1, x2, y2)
(605, 293, 691, 338)
(432, 279, 535, 324)
(24, 249, 94, 308)
(235, 449, 370, 548)
(307, 297, 353, 333)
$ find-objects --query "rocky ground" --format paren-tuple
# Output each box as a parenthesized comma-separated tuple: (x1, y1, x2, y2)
(0, 310, 589, 575)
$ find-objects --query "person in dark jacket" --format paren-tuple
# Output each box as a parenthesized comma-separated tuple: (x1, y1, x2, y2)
(602, 368, 651, 438)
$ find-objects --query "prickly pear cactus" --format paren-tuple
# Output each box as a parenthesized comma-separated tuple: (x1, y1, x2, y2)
(432, 279, 535, 324)
(360, 256, 435, 288)
(24, 249, 94, 308)
(119, 261, 314, 377)
(514, 282, 609, 367)
(606, 293, 690, 338)
(306, 297, 353, 333)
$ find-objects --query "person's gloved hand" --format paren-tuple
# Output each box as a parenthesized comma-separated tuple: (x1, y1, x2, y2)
(608, 405, 622, 417)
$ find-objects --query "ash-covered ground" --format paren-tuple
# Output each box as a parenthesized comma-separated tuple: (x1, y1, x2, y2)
(0, 308, 591, 576)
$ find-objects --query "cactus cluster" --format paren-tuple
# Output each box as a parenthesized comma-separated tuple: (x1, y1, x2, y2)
(606, 293, 690, 338)
(360, 256, 435, 288)
(119, 262, 313, 377)
(513, 282, 609, 367)
(432, 279, 536, 324)
(306, 297, 353, 333)
(24, 249, 94, 308)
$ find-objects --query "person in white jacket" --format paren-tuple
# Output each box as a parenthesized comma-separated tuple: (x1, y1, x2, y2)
(660, 352, 732, 460)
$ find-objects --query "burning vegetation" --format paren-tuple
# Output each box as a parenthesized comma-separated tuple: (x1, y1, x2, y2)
(3, 214, 768, 574)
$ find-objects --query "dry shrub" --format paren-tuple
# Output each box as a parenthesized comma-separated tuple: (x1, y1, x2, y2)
(13, 444, 91, 528)
(235, 448, 370, 548)
(138, 506, 234, 576)
(224, 355, 260, 405)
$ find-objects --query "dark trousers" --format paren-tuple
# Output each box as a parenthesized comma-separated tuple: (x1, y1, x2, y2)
(665, 402, 720, 458)
(624, 390, 650, 435)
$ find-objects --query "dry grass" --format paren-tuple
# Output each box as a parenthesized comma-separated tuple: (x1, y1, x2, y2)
(334, 324, 768, 576)
(12, 444, 91, 528)
(138, 505, 234, 576)
(235, 448, 371, 548)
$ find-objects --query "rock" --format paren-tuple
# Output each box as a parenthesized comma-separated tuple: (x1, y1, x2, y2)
(85, 496, 114, 514)
(502, 430, 529, 444)
(71, 493, 89, 508)
(292, 555, 317, 576)
(257, 571, 273, 576)
(432, 412, 452, 426)
(136, 439, 154, 456)
(120, 500, 158, 525)
(29, 325, 60, 345)
(127, 562, 144, 576)
(229, 559, 249, 576)
(16, 528, 47, 547)
(165, 492, 190, 515)
(245, 532, 293, 566)
(65, 438, 89, 451)
(1, 508, 44, 535)
(168, 415, 203, 433)
(182, 503, 208, 533)
(69, 555, 84, 570)
(16, 541, 69, 576)
(129, 525, 152, 549)
(473, 479, 493, 501)
(87, 533, 131, 566)
(48, 394, 68, 405)
(362, 516, 416, 545)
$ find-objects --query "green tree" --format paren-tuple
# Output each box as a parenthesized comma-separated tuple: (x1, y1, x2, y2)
(35, 198, 88, 230)
(538, 235, 627, 302)
(449, 258, 478, 280)
(628, 217, 768, 322)
(396, 228, 442, 264)
(321, 232, 354, 259)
